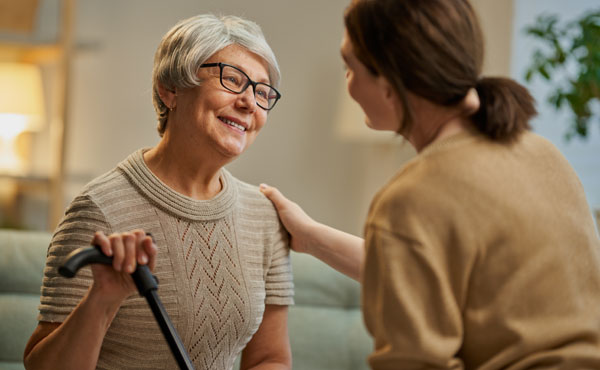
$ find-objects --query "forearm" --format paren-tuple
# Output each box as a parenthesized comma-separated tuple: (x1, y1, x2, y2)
(307, 222, 365, 281)
(24, 287, 121, 370)
(257, 184, 365, 281)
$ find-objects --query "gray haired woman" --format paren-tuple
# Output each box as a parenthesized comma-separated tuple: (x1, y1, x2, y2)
(24, 14, 293, 370)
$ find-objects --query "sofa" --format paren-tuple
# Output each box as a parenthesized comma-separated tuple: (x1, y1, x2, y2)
(0, 229, 372, 370)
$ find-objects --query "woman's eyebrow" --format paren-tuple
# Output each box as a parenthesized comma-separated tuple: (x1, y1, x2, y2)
(231, 62, 270, 84)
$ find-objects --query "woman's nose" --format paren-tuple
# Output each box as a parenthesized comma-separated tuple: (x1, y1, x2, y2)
(236, 86, 257, 112)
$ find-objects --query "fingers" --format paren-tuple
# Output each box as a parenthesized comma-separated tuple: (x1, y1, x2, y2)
(259, 183, 289, 210)
(92, 231, 112, 257)
(142, 234, 158, 272)
(109, 233, 127, 272)
(123, 233, 137, 273)
(132, 230, 149, 266)
(93, 230, 157, 273)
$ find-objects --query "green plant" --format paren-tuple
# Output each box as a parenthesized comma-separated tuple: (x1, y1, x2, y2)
(524, 9, 600, 141)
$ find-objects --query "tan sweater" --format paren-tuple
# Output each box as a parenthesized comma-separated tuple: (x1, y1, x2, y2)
(363, 130, 600, 369)
(38, 149, 294, 370)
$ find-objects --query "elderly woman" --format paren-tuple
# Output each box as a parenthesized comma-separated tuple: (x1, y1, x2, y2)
(24, 14, 293, 370)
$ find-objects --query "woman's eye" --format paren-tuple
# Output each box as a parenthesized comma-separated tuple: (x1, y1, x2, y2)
(256, 89, 268, 99)
(225, 76, 239, 84)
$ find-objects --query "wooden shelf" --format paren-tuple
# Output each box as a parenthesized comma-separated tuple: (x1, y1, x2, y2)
(0, 42, 63, 63)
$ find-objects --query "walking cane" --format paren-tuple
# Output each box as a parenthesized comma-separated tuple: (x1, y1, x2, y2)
(58, 244, 195, 370)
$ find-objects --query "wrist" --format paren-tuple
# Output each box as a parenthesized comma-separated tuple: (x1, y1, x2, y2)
(305, 222, 330, 257)
(85, 285, 125, 327)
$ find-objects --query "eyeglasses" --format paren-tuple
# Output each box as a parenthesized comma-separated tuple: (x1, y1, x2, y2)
(199, 62, 281, 110)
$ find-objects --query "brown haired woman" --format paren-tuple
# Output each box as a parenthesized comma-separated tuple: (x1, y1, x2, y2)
(260, 0, 600, 368)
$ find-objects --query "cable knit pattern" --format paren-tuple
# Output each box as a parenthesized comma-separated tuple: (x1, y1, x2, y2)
(38, 149, 294, 370)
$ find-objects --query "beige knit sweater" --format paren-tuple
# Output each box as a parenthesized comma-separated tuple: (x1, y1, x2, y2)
(38, 149, 294, 370)
(363, 130, 600, 369)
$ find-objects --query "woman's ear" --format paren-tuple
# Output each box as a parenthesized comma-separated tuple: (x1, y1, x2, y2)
(157, 83, 177, 110)
(376, 76, 395, 101)
(376, 76, 399, 111)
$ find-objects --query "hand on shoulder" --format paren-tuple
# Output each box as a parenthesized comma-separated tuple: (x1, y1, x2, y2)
(259, 184, 318, 255)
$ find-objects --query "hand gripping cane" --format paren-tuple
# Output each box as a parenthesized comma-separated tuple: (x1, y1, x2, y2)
(58, 241, 195, 370)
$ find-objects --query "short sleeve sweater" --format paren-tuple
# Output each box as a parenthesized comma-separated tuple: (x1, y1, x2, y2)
(38, 149, 294, 370)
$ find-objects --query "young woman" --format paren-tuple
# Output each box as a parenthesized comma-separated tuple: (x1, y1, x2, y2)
(260, 0, 600, 368)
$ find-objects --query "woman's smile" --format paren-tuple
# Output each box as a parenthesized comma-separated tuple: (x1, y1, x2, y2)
(218, 115, 247, 133)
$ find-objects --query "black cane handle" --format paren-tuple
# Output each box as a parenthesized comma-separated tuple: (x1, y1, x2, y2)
(58, 245, 112, 278)
(58, 245, 158, 295)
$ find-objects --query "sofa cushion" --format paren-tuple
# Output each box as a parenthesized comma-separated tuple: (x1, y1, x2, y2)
(0, 294, 40, 362)
(291, 253, 362, 309)
(288, 253, 372, 370)
(0, 229, 51, 369)
(0, 230, 49, 294)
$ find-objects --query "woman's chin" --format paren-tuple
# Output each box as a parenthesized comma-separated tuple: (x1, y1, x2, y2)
(216, 142, 246, 160)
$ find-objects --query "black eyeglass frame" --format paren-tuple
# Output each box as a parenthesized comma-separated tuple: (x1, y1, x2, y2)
(199, 62, 282, 111)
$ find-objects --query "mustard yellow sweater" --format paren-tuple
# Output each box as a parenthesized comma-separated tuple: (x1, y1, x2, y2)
(363, 130, 600, 369)
(39, 149, 294, 370)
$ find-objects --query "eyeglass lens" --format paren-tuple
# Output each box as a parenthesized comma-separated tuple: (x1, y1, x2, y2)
(220, 65, 279, 109)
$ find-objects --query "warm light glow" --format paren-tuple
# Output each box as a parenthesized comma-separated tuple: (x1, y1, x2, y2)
(0, 137, 22, 172)
(0, 114, 30, 139)
(0, 62, 46, 135)
(0, 62, 46, 174)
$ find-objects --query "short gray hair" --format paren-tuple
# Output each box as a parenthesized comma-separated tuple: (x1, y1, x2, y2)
(152, 14, 281, 136)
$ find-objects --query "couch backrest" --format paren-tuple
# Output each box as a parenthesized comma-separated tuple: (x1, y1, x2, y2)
(287, 253, 372, 370)
(0, 229, 51, 369)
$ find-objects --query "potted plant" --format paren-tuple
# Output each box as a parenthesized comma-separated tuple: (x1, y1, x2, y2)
(524, 9, 600, 141)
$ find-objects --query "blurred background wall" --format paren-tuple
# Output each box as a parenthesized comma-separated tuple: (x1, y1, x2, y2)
(1, 0, 599, 234)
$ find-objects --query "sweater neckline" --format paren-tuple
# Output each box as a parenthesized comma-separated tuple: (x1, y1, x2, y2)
(418, 129, 481, 158)
(118, 149, 237, 221)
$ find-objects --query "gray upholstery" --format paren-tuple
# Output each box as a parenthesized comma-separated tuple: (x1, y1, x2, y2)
(287, 253, 372, 370)
(0, 229, 50, 370)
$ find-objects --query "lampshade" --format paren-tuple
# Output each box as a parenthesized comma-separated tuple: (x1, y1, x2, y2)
(0, 62, 46, 139)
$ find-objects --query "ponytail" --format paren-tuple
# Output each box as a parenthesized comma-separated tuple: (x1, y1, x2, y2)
(344, 0, 537, 142)
(473, 77, 537, 141)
